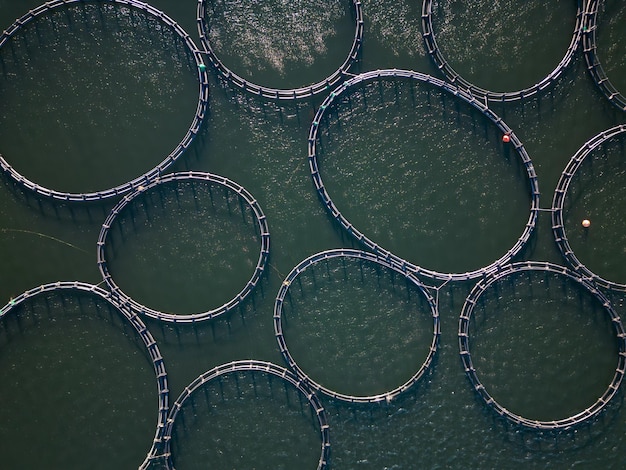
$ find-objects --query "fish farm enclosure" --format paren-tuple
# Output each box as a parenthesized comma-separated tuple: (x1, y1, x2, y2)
(0, 0, 626, 468)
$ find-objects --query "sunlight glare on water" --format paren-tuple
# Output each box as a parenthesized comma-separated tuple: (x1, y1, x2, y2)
(0, 3, 198, 192)
(431, 0, 578, 91)
(317, 77, 531, 274)
(204, 0, 355, 88)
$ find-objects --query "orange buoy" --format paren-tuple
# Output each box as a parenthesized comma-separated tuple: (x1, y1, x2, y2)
(582, 219, 591, 228)
(502, 134, 511, 143)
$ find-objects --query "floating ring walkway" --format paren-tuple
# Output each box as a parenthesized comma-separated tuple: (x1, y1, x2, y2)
(551, 124, 626, 292)
(459, 261, 626, 430)
(196, 0, 363, 99)
(421, 0, 584, 102)
(274, 249, 440, 403)
(582, 0, 626, 112)
(0, 0, 209, 201)
(161, 360, 330, 470)
(0, 281, 170, 469)
(97, 171, 270, 323)
(308, 69, 540, 282)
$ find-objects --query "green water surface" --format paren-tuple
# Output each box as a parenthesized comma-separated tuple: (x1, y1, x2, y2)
(0, 0, 625, 469)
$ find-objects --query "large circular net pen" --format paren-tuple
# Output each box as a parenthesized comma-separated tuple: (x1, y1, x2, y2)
(421, 0, 584, 102)
(308, 69, 540, 282)
(551, 124, 626, 292)
(582, 0, 626, 112)
(0, 281, 170, 469)
(458, 261, 626, 430)
(0, 0, 209, 201)
(274, 249, 440, 404)
(97, 171, 270, 323)
(161, 360, 331, 470)
(196, 0, 363, 99)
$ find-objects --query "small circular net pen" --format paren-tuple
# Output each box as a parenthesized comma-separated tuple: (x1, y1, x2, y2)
(582, 0, 626, 112)
(458, 261, 626, 430)
(308, 69, 540, 282)
(0, 0, 209, 201)
(196, 0, 363, 99)
(0, 281, 170, 469)
(160, 360, 331, 470)
(273, 248, 440, 404)
(551, 124, 626, 292)
(97, 171, 270, 323)
(421, 0, 584, 103)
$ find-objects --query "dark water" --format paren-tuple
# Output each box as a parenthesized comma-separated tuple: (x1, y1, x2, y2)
(280, 256, 436, 398)
(599, 0, 626, 93)
(0, 2, 198, 193)
(563, 132, 626, 285)
(316, 76, 530, 274)
(0, 0, 626, 469)
(0, 289, 156, 469)
(103, 178, 262, 315)
(430, 0, 578, 92)
(168, 368, 323, 470)
(469, 270, 619, 421)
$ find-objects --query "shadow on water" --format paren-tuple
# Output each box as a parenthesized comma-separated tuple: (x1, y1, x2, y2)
(0, 1, 201, 194)
(144, 283, 268, 348)
(279, 254, 437, 399)
(0, 287, 158, 469)
(489, 388, 625, 454)
(0, 175, 117, 225)
(202, 68, 324, 129)
(168, 367, 323, 470)
(314, 74, 533, 275)
(102, 176, 267, 316)
(464, 268, 623, 441)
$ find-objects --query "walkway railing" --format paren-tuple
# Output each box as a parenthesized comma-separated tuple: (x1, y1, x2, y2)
(421, 0, 584, 103)
(97, 171, 271, 323)
(161, 360, 330, 469)
(274, 248, 440, 403)
(196, 0, 363, 99)
(458, 261, 626, 430)
(582, 0, 626, 112)
(0, 0, 209, 201)
(0, 281, 170, 469)
(551, 124, 626, 292)
(308, 69, 540, 281)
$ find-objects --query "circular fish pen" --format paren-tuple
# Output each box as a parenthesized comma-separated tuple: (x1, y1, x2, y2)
(582, 0, 626, 112)
(421, 0, 584, 102)
(274, 249, 440, 403)
(551, 124, 626, 292)
(0, 0, 209, 201)
(97, 171, 270, 322)
(308, 69, 540, 281)
(0, 281, 169, 469)
(161, 360, 330, 470)
(458, 261, 626, 430)
(196, 0, 363, 99)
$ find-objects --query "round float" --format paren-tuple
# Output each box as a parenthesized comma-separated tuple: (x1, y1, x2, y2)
(308, 69, 540, 281)
(552, 124, 626, 291)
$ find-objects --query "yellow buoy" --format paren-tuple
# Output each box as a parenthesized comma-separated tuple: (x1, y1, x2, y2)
(582, 219, 591, 228)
